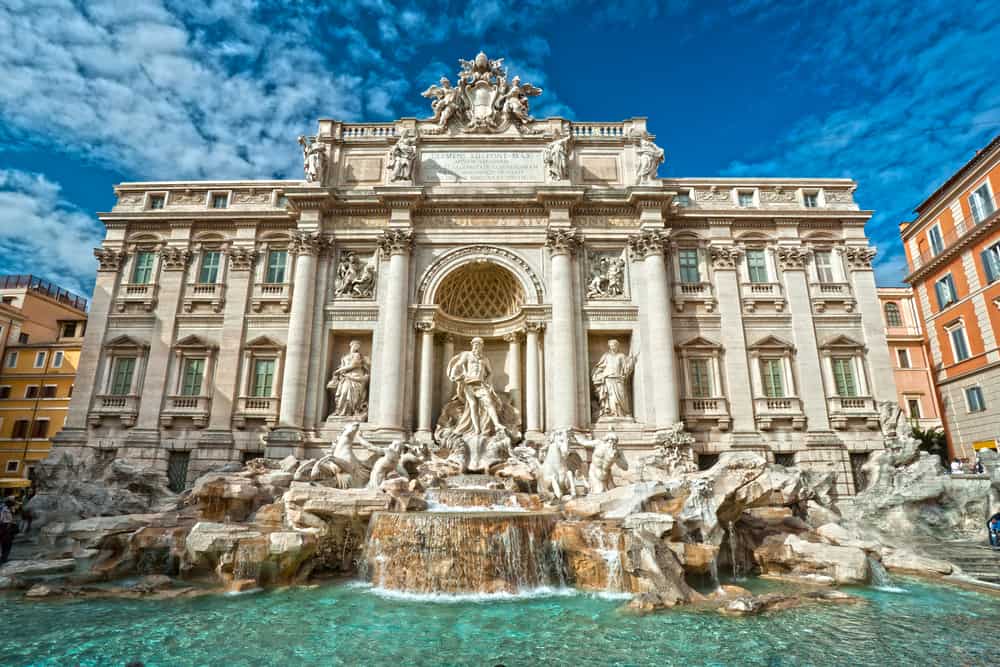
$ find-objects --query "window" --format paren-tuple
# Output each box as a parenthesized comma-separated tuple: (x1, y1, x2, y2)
(132, 251, 155, 284)
(688, 358, 712, 398)
(675, 192, 691, 207)
(969, 183, 994, 223)
(981, 242, 1000, 284)
(738, 191, 754, 208)
(965, 386, 986, 413)
(24, 386, 38, 399)
(884, 302, 903, 327)
(761, 358, 785, 398)
(4, 461, 18, 473)
(5, 351, 17, 368)
(211, 193, 229, 209)
(198, 251, 222, 284)
(746, 249, 769, 283)
(678, 249, 701, 283)
(17, 333, 28, 344)
(276, 195, 289, 208)
(0, 387, 9, 399)
(33, 351, 47, 368)
(947, 324, 971, 362)
(42, 385, 57, 399)
(907, 398, 922, 419)
(11, 420, 29, 439)
(31, 420, 49, 439)
(928, 225, 945, 255)
(803, 192, 819, 208)
(251, 359, 276, 397)
(896, 348, 911, 369)
(814, 250, 835, 283)
(109, 357, 136, 395)
(149, 195, 165, 210)
(265, 250, 287, 283)
(52, 351, 64, 368)
(831, 357, 858, 396)
(61, 322, 77, 338)
(934, 274, 957, 309)
(180, 358, 205, 396)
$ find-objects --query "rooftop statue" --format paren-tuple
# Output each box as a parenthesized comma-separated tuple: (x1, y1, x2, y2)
(297, 134, 327, 184)
(635, 132, 665, 182)
(386, 130, 418, 182)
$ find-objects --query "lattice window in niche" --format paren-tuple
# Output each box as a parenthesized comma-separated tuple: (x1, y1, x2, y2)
(435, 263, 525, 320)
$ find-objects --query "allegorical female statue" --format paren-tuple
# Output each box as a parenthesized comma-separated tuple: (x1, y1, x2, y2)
(591, 339, 637, 418)
(327, 340, 370, 418)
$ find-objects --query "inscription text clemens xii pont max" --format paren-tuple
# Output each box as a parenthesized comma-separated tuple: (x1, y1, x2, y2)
(420, 150, 544, 184)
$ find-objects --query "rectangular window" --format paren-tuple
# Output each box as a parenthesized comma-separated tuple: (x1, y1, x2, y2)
(61, 322, 77, 338)
(4, 460, 18, 473)
(276, 195, 289, 208)
(803, 192, 819, 208)
(17, 333, 28, 344)
(928, 225, 945, 255)
(149, 195, 165, 210)
(198, 251, 221, 284)
(884, 303, 903, 327)
(675, 192, 691, 207)
(981, 243, 1000, 284)
(110, 357, 136, 395)
(746, 249, 768, 283)
(761, 358, 785, 398)
(969, 184, 994, 223)
(52, 351, 64, 368)
(4, 351, 16, 368)
(832, 357, 858, 396)
(31, 420, 48, 439)
(0, 387, 10, 399)
(896, 348, 911, 369)
(211, 193, 228, 209)
(25, 386, 39, 399)
(814, 250, 835, 283)
(678, 249, 701, 283)
(251, 359, 275, 397)
(180, 358, 205, 396)
(907, 398, 922, 419)
(265, 250, 287, 283)
(688, 358, 712, 398)
(934, 274, 957, 309)
(33, 351, 47, 368)
(738, 191, 754, 207)
(42, 385, 57, 399)
(11, 420, 29, 439)
(948, 325, 971, 362)
(965, 386, 986, 412)
(132, 251, 155, 284)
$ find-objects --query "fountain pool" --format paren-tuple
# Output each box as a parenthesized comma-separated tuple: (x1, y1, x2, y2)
(2, 578, 996, 666)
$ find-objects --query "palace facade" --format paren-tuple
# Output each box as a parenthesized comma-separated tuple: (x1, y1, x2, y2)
(54, 55, 893, 495)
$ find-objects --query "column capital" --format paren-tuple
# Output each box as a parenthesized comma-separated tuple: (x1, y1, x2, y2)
(414, 321, 434, 333)
(775, 244, 812, 271)
(378, 229, 414, 257)
(545, 228, 580, 256)
(503, 331, 522, 343)
(838, 244, 877, 271)
(627, 229, 669, 260)
(709, 244, 743, 270)
(525, 321, 546, 333)
(159, 246, 192, 271)
(228, 246, 259, 271)
(290, 231, 324, 256)
(94, 247, 126, 272)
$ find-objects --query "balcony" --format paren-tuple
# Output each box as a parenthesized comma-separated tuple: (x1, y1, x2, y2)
(672, 281, 716, 312)
(160, 395, 211, 428)
(681, 397, 731, 431)
(115, 283, 158, 313)
(251, 282, 291, 313)
(233, 395, 279, 428)
(753, 396, 806, 431)
(183, 282, 226, 313)
(809, 282, 855, 313)
(827, 396, 879, 430)
(741, 282, 785, 313)
(88, 394, 140, 427)
(910, 193, 999, 272)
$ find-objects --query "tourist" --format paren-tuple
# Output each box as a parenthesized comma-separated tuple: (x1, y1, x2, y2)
(950, 459, 963, 474)
(0, 498, 17, 563)
(988, 513, 1000, 548)
(18, 505, 33, 536)
(973, 457, 985, 474)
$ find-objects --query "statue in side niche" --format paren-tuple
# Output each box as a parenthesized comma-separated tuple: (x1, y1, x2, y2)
(297, 135, 327, 184)
(591, 339, 637, 418)
(387, 130, 417, 182)
(543, 132, 572, 181)
(327, 341, 370, 418)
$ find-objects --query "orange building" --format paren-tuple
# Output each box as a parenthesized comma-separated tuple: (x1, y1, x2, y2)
(877, 287, 942, 431)
(901, 135, 1000, 460)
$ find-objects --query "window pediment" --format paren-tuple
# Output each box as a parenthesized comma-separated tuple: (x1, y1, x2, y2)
(748, 334, 794, 351)
(105, 334, 148, 350)
(820, 334, 865, 350)
(676, 335, 722, 351)
(245, 335, 284, 349)
(174, 334, 217, 350)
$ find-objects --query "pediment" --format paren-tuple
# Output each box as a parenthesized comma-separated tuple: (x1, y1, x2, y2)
(174, 334, 216, 350)
(677, 335, 721, 350)
(245, 335, 283, 349)
(104, 334, 148, 350)
(820, 334, 865, 350)
(748, 334, 795, 351)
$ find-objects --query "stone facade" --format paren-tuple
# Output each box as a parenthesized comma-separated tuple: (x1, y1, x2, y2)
(54, 55, 892, 496)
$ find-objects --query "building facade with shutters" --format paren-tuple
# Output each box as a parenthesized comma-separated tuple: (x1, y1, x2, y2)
(901, 134, 1000, 460)
(51, 56, 895, 496)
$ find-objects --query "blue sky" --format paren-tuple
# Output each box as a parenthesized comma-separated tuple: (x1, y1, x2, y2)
(1, 0, 997, 298)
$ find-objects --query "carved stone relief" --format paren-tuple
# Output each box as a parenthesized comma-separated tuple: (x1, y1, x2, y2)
(586, 250, 627, 299)
(334, 250, 378, 299)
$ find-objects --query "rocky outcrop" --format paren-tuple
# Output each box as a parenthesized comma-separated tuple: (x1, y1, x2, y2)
(563, 482, 673, 519)
(881, 549, 953, 576)
(753, 533, 869, 584)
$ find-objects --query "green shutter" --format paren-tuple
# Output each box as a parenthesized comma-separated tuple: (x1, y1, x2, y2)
(252, 359, 275, 397)
(678, 250, 700, 283)
(266, 251, 287, 283)
(832, 358, 857, 396)
(747, 250, 768, 283)
(689, 359, 711, 398)
(199, 252, 221, 284)
(982, 246, 1000, 284)
(110, 357, 135, 395)
(132, 252, 154, 284)
(762, 359, 784, 398)
(181, 358, 205, 396)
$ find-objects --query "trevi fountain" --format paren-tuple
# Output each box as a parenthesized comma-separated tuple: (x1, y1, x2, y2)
(2, 54, 999, 666)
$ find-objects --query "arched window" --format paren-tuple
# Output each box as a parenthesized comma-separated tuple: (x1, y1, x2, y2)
(884, 302, 903, 327)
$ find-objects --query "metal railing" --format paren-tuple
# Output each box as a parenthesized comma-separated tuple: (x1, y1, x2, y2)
(0, 274, 88, 311)
(911, 193, 999, 270)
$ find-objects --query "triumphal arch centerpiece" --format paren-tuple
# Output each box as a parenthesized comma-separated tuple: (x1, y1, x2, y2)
(58, 53, 893, 496)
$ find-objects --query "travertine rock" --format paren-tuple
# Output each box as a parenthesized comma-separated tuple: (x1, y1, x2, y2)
(0, 559, 76, 580)
(753, 533, 869, 584)
(881, 549, 953, 576)
(563, 482, 671, 519)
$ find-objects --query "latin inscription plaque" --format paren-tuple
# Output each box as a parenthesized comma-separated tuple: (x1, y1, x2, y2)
(420, 150, 544, 184)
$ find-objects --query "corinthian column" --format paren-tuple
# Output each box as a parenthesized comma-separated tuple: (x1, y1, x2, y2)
(278, 231, 321, 427)
(630, 229, 679, 428)
(415, 322, 435, 440)
(524, 322, 544, 438)
(545, 229, 581, 430)
(375, 229, 414, 431)
(504, 331, 522, 407)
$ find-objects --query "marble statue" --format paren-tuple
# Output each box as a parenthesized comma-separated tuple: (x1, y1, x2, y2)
(543, 132, 572, 181)
(387, 131, 417, 182)
(587, 252, 626, 298)
(421, 77, 466, 130)
(635, 133, 664, 182)
(368, 440, 405, 489)
(334, 251, 377, 299)
(444, 337, 504, 436)
(327, 341, 370, 418)
(297, 135, 327, 184)
(591, 339, 637, 418)
(539, 429, 579, 500)
(298, 422, 375, 488)
(576, 431, 629, 494)
(498, 75, 542, 127)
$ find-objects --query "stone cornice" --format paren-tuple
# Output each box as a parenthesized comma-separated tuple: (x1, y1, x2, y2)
(905, 213, 999, 284)
(536, 187, 585, 211)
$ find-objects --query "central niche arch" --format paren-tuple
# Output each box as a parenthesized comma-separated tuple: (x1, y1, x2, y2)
(435, 262, 525, 320)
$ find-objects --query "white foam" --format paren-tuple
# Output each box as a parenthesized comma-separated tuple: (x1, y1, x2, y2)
(424, 501, 527, 513)
(351, 582, 580, 603)
(874, 585, 909, 594)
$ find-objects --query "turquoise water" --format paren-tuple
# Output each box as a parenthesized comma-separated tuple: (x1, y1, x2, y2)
(2, 579, 998, 666)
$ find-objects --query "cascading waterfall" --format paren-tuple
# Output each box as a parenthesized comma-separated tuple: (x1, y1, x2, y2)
(583, 523, 626, 593)
(867, 555, 903, 591)
(727, 521, 742, 580)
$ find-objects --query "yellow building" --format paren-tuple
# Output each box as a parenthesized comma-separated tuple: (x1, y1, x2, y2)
(0, 275, 87, 489)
